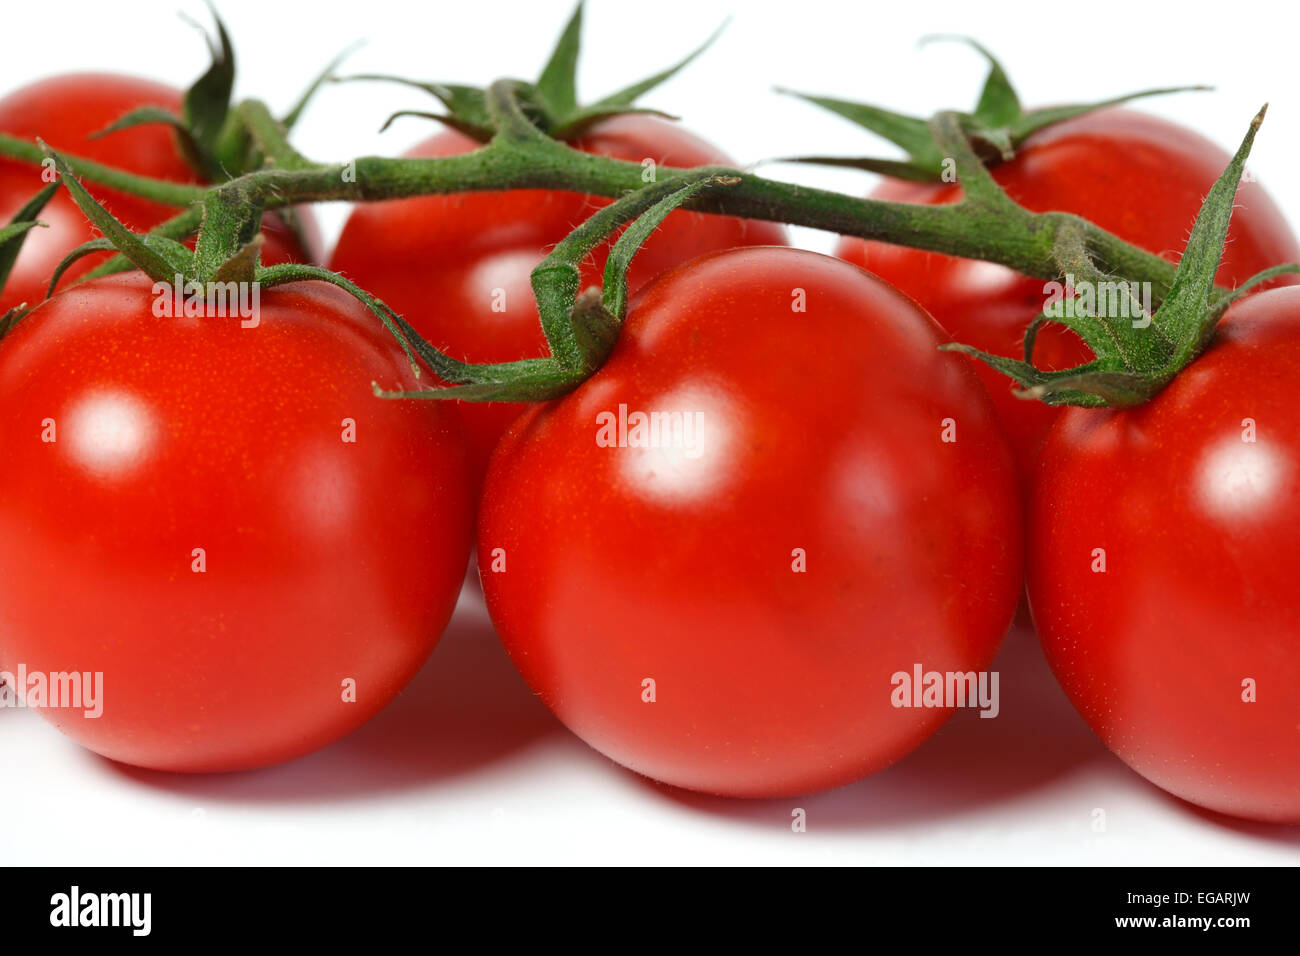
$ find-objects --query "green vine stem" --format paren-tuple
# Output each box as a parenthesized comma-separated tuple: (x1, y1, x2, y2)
(35, 131, 735, 406)
(0, 79, 1198, 309)
(0, 134, 206, 207)
(37, 95, 1283, 413)
(3, 2, 1292, 413)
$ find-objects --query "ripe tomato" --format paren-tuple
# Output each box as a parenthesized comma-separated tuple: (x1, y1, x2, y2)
(837, 110, 1300, 480)
(329, 115, 788, 479)
(0, 273, 472, 772)
(1028, 286, 1300, 822)
(0, 73, 317, 315)
(476, 247, 1022, 797)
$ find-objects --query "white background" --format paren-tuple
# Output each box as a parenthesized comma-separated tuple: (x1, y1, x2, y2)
(3, 0, 1299, 864)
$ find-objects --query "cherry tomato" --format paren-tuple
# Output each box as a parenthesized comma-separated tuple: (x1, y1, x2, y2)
(1028, 286, 1300, 822)
(837, 110, 1300, 481)
(0, 273, 472, 772)
(329, 115, 788, 479)
(476, 247, 1022, 797)
(0, 73, 317, 315)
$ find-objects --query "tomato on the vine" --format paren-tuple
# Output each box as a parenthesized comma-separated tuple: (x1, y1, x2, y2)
(0, 74, 317, 315)
(837, 110, 1300, 480)
(329, 115, 788, 479)
(0, 274, 472, 772)
(1028, 285, 1300, 823)
(476, 247, 1022, 797)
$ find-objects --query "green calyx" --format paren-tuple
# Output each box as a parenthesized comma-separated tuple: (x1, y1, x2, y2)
(41, 143, 232, 291)
(87, 6, 236, 182)
(345, 0, 719, 142)
(779, 36, 1209, 183)
(373, 170, 738, 403)
(90, 6, 346, 183)
(36, 138, 425, 379)
(943, 106, 1300, 408)
(0, 183, 58, 337)
(0, 8, 348, 313)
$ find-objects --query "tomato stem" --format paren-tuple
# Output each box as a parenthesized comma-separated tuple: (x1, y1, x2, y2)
(3, 3, 1293, 410)
(945, 106, 1300, 407)
(0, 51, 1203, 329)
(373, 171, 732, 402)
(779, 36, 1210, 184)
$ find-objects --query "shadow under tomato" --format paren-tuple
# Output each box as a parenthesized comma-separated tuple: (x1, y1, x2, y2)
(1157, 792, 1300, 843)
(102, 583, 562, 802)
(639, 619, 1115, 829)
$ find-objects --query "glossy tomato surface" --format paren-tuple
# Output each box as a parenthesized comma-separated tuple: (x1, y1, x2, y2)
(477, 248, 1022, 797)
(1028, 286, 1300, 822)
(837, 110, 1300, 480)
(329, 115, 788, 478)
(0, 73, 316, 315)
(0, 274, 473, 772)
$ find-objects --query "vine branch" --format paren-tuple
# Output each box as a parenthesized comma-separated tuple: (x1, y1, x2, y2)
(0, 90, 1195, 306)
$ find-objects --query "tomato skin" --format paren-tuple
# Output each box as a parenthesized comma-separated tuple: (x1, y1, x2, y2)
(329, 115, 788, 480)
(0, 73, 317, 315)
(1028, 287, 1300, 822)
(837, 110, 1300, 481)
(0, 274, 472, 772)
(477, 247, 1021, 797)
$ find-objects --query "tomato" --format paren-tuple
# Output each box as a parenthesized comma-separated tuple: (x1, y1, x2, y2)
(1028, 286, 1300, 822)
(476, 247, 1022, 797)
(0, 273, 473, 772)
(837, 109, 1300, 481)
(329, 115, 788, 479)
(0, 73, 317, 315)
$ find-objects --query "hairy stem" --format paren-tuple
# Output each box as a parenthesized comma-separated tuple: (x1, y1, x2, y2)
(236, 100, 315, 171)
(0, 99, 1190, 300)
(0, 134, 206, 206)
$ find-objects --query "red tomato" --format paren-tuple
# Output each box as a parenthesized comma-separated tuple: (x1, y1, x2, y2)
(329, 115, 788, 479)
(1028, 286, 1300, 822)
(837, 110, 1300, 481)
(476, 248, 1022, 797)
(0, 273, 472, 772)
(0, 73, 317, 315)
